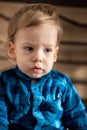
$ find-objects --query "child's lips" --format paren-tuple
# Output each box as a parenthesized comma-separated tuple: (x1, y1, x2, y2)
(31, 66, 43, 73)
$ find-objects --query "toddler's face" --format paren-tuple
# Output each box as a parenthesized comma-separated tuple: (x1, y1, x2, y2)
(8, 22, 59, 78)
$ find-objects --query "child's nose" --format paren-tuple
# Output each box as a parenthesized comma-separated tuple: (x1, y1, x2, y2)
(32, 51, 43, 62)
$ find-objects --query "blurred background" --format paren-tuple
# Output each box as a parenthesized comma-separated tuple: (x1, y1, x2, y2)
(0, 0, 87, 109)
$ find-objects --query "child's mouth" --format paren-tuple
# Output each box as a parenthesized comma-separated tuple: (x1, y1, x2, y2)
(31, 67, 42, 73)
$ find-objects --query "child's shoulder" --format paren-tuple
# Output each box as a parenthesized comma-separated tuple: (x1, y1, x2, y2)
(50, 69, 74, 93)
(0, 67, 16, 80)
(51, 69, 68, 80)
(50, 69, 72, 86)
(0, 67, 15, 74)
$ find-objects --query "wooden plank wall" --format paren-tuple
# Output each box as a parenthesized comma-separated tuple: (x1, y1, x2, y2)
(0, 2, 87, 107)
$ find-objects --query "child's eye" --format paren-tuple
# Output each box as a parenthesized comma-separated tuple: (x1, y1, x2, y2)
(24, 47, 33, 51)
(45, 48, 52, 52)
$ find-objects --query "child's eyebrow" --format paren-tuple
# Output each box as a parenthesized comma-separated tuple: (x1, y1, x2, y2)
(43, 43, 56, 47)
(22, 42, 34, 46)
(22, 41, 56, 47)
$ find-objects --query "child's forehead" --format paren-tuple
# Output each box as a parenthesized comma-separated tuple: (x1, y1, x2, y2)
(16, 22, 58, 36)
(23, 41, 56, 47)
(14, 22, 58, 46)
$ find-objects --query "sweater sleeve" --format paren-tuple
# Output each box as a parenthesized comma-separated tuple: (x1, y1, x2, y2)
(0, 77, 9, 130)
(62, 75, 87, 130)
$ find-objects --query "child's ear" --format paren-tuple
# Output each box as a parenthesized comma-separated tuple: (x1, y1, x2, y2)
(7, 42, 16, 59)
(54, 46, 59, 62)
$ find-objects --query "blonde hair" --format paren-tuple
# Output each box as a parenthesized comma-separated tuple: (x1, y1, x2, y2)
(8, 3, 63, 45)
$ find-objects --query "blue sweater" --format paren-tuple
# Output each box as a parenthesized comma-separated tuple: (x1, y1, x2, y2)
(0, 66, 87, 130)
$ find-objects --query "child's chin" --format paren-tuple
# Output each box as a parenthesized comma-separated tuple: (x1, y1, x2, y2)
(31, 74, 43, 79)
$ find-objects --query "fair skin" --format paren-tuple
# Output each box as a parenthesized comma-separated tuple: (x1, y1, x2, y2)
(8, 22, 59, 78)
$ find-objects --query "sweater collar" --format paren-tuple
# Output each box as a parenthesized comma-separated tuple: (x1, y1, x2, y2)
(14, 66, 52, 82)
